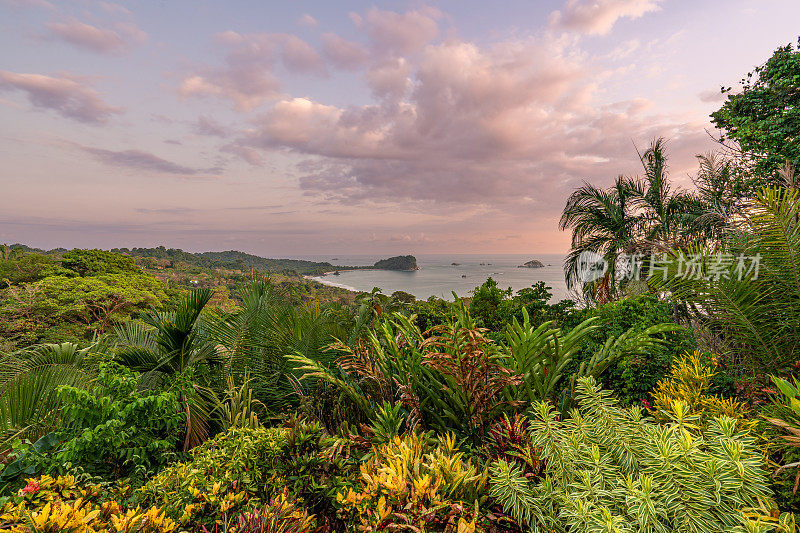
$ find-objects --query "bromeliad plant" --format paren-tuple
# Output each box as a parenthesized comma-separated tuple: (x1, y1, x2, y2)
(490, 377, 774, 533)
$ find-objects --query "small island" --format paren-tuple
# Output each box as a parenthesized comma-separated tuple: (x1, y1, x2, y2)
(518, 259, 545, 268)
(373, 255, 419, 271)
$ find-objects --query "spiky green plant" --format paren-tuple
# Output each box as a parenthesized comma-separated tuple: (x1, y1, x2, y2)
(215, 370, 264, 431)
(501, 308, 681, 411)
(489, 377, 774, 533)
(207, 276, 352, 414)
(653, 185, 800, 375)
(113, 288, 220, 450)
(367, 401, 408, 447)
(0, 342, 102, 445)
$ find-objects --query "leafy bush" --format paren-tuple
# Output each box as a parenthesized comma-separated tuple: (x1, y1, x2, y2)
(279, 417, 356, 529)
(469, 277, 511, 331)
(711, 36, 800, 182)
(563, 295, 695, 405)
(1, 362, 183, 489)
(0, 252, 73, 288)
(649, 350, 752, 429)
(61, 249, 142, 277)
(337, 432, 486, 532)
(0, 474, 177, 532)
(140, 421, 355, 530)
(140, 426, 289, 527)
(50, 362, 184, 480)
(490, 377, 773, 532)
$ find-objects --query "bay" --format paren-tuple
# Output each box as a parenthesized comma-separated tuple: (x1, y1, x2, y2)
(296, 253, 571, 302)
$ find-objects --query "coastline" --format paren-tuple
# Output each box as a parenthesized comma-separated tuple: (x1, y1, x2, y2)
(304, 267, 419, 293)
(304, 272, 361, 293)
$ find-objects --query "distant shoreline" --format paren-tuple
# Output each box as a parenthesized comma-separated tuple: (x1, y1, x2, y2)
(303, 272, 361, 293)
(304, 267, 418, 293)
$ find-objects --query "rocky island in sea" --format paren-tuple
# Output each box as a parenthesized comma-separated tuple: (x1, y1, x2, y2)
(518, 259, 545, 268)
(373, 255, 419, 271)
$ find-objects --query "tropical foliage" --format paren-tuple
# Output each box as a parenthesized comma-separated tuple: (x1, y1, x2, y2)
(711, 36, 800, 182)
(3, 37, 800, 532)
(490, 377, 772, 533)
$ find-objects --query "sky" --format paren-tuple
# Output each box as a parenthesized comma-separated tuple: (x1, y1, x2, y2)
(1, 0, 799, 256)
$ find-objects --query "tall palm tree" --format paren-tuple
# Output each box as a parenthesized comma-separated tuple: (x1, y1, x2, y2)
(559, 175, 643, 302)
(113, 288, 220, 450)
(632, 138, 697, 250)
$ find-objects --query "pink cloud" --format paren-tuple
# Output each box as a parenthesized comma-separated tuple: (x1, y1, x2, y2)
(549, 0, 662, 35)
(45, 17, 146, 54)
(99, 2, 131, 16)
(226, 33, 712, 211)
(82, 145, 221, 178)
(279, 34, 327, 74)
(699, 88, 726, 103)
(297, 13, 318, 27)
(365, 58, 411, 100)
(192, 115, 229, 137)
(321, 33, 369, 70)
(357, 6, 442, 57)
(221, 144, 264, 166)
(179, 32, 325, 110)
(0, 70, 122, 123)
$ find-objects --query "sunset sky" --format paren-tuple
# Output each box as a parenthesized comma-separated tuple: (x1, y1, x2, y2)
(2, 0, 799, 256)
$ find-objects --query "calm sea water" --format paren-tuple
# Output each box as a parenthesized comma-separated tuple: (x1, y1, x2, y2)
(294, 254, 571, 302)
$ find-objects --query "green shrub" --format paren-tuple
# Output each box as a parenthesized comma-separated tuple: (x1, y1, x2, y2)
(649, 350, 753, 431)
(61, 249, 142, 277)
(140, 426, 289, 527)
(53, 362, 184, 480)
(490, 377, 773, 532)
(1, 362, 183, 489)
(563, 295, 695, 405)
(140, 420, 356, 530)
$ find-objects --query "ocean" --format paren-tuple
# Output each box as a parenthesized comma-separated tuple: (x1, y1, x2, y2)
(295, 254, 571, 302)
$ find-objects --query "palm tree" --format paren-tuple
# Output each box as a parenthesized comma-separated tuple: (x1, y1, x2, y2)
(559, 176, 642, 302)
(207, 276, 352, 413)
(0, 342, 103, 446)
(631, 137, 698, 250)
(654, 183, 800, 375)
(113, 288, 220, 450)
